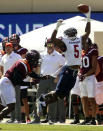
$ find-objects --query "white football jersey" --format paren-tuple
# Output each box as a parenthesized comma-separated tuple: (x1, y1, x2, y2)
(62, 37, 82, 66)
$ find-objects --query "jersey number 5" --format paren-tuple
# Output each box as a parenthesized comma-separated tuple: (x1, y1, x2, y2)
(74, 45, 79, 58)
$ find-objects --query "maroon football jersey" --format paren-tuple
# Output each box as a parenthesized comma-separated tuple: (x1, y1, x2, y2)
(96, 56, 103, 82)
(80, 48, 98, 75)
(4, 60, 41, 86)
(5, 60, 27, 85)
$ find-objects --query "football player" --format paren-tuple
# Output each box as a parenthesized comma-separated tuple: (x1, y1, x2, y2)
(36, 6, 91, 116)
(9, 34, 28, 56)
(79, 38, 98, 125)
(95, 55, 103, 124)
(0, 50, 46, 121)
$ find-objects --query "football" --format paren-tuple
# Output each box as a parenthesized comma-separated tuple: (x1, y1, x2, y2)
(77, 4, 89, 13)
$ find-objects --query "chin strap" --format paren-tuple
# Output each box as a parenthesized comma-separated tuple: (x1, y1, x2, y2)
(68, 36, 77, 41)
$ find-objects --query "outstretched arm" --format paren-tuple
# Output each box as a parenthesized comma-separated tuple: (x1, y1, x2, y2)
(51, 19, 67, 52)
(82, 6, 91, 45)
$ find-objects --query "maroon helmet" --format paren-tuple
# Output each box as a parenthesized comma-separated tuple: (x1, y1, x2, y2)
(9, 34, 20, 46)
(26, 50, 40, 68)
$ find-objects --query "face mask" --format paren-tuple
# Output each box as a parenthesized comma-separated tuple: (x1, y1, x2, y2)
(68, 36, 77, 41)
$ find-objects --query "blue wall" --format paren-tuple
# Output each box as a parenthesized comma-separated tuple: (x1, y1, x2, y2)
(0, 12, 103, 42)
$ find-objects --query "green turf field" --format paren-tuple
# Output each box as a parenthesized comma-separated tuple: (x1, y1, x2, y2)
(0, 124, 103, 131)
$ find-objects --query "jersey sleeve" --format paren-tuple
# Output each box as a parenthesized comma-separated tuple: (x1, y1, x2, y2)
(91, 49, 98, 56)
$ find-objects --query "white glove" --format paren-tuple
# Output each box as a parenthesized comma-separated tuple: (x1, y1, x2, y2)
(55, 19, 63, 31)
(84, 6, 91, 22)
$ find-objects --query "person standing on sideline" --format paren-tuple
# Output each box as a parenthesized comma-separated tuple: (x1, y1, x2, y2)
(0, 37, 9, 78)
(95, 55, 103, 124)
(20, 49, 31, 123)
(7, 34, 28, 123)
(0, 42, 21, 75)
(29, 39, 65, 124)
(79, 38, 98, 125)
(9, 34, 27, 55)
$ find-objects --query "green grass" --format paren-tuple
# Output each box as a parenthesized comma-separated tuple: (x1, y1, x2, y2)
(0, 124, 103, 131)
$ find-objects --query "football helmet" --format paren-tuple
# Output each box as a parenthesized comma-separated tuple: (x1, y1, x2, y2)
(2, 37, 9, 51)
(26, 50, 40, 68)
(64, 28, 77, 40)
(9, 34, 20, 46)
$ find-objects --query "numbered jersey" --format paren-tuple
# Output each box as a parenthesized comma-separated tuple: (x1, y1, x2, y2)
(80, 48, 98, 75)
(62, 37, 82, 66)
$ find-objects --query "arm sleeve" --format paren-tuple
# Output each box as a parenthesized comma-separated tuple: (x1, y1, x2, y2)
(28, 71, 41, 79)
(19, 81, 35, 86)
